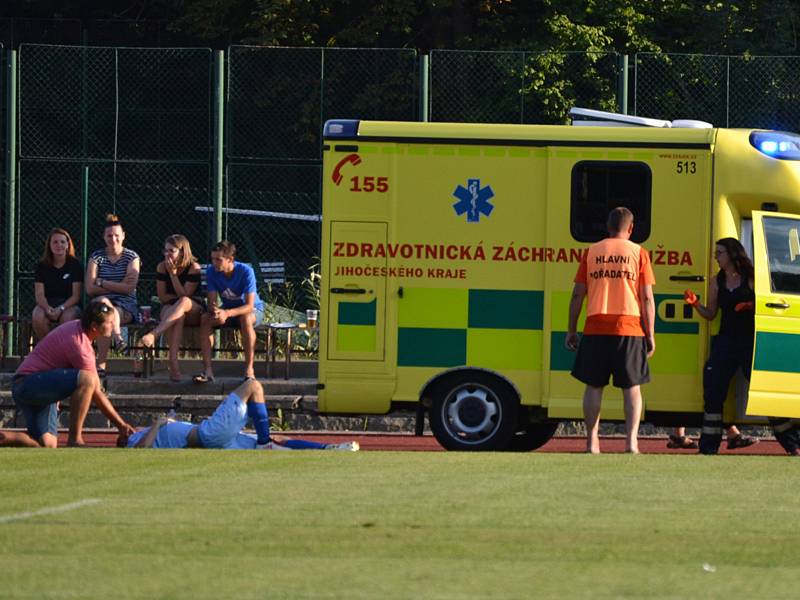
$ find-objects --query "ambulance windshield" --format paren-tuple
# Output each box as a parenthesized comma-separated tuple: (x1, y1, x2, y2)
(750, 131, 800, 160)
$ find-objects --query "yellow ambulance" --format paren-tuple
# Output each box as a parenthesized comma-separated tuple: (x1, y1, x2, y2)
(318, 108, 800, 451)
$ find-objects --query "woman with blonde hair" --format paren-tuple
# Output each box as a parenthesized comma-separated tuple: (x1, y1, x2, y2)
(141, 234, 203, 381)
(32, 228, 83, 341)
(86, 214, 141, 375)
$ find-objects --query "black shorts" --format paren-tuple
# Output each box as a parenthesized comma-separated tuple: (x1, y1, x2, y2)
(571, 335, 650, 389)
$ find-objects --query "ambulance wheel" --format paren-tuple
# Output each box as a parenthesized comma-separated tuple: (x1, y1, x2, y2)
(429, 373, 518, 451)
(507, 422, 559, 452)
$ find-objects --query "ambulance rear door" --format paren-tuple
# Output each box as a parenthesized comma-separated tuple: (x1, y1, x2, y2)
(747, 211, 800, 417)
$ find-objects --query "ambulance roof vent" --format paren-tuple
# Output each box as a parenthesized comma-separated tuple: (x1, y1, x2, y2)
(670, 119, 714, 129)
(569, 108, 671, 128)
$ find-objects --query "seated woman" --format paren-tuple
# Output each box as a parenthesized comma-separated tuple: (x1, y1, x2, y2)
(85, 214, 141, 375)
(32, 228, 83, 342)
(140, 234, 203, 382)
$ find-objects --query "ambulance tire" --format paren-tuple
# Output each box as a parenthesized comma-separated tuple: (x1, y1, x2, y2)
(507, 422, 559, 452)
(428, 372, 518, 451)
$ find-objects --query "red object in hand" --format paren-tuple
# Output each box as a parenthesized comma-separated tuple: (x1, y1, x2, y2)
(735, 301, 755, 312)
(684, 290, 699, 306)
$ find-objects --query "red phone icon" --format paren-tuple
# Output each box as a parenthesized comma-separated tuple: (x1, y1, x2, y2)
(332, 153, 362, 185)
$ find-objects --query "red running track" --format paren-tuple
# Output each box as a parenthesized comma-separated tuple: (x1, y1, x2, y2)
(57, 432, 789, 455)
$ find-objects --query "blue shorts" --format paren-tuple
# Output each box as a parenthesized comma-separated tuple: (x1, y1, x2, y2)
(217, 307, 265, 329)
(12, 369, 81, 439)
(198, 392, 248, 449)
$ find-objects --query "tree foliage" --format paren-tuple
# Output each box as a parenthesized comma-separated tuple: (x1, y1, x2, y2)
(4, 0, 800, 55)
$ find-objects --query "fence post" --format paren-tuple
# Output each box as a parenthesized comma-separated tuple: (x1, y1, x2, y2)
(617, 54, 629, 115)
(5, 50, 17, 354)
(419, 54, 429, 122)
(213, 50, 224, 243)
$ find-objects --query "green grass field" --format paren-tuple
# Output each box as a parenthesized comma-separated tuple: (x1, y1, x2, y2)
(1, 450, 799, 599)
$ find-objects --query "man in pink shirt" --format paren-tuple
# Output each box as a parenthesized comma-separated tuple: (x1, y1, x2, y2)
(11, 301, 135, 447)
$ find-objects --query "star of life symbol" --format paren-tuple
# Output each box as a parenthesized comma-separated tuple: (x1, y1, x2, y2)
(452, 178, 495, 222)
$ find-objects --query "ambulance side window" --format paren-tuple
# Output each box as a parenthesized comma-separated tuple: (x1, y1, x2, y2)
(570, 161, 652, 243)
(763, 216, 800, 294)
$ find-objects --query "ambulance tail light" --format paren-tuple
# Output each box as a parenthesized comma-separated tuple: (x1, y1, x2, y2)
(750, 131, 800, 160)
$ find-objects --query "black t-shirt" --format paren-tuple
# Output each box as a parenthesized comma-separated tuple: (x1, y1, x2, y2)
(716, 270, 755, 340)
(34, 257, 85, 305)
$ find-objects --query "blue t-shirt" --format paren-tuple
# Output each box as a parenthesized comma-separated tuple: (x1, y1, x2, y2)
(205, 262, 265, 312)
(127, 421, 195, 448)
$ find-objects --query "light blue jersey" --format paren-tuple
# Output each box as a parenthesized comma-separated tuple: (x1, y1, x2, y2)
(128, 392, 247, 449)
(225, 432, 258, 450)
(127, 421, 195, 448)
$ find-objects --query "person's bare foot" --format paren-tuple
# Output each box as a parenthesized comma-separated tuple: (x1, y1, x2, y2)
(625, 447, 640, 454)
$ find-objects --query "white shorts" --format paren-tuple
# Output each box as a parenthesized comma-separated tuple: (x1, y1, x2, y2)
(197, 392, 247, 448)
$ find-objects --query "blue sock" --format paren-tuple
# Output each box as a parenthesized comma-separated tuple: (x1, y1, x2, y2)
(247, 401, 271, 445)
(282, 439, 327, 450)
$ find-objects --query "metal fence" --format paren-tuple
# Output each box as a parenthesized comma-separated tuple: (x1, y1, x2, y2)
(430, 50, 621, 123)
(224, 46, 419, 299)
(5, 43, 800, 345)
(14, 44, 213, 319)
(635, 53, 800, 130)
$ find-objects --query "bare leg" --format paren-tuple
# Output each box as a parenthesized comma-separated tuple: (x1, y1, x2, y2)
(60, 307, 81, 323)
(199, 312, 216, 378)
(0, 430, 42, 448)
(674, 427, 685, 438)
(622, 386, 643, 454)
(583, 385, 603, 454)
(167, 314, 185, 380)
(142, 298, 192, 347)
(232, 377, 263, 404)
(96, 335, 111, 371)
(727, 425, 741, 438)
(32, 306, 52, 341)
(240, 314, 257, 379)
(39, 432, 58, 448)
(67, 370, 100, 446)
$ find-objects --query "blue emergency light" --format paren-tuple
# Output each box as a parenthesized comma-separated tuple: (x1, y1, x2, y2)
(750, 131, 800, 160)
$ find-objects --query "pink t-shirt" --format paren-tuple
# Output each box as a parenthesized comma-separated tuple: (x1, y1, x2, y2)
(16, 320, 96, 375)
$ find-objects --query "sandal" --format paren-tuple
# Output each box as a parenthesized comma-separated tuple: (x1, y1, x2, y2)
(667, 434, 699, 449)
(192, 373, 215, 384)
(97, 368, 107, 378)
(727, 434, 759, 450)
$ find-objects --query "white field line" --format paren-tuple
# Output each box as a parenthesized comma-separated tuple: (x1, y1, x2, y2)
(0, 498, 102, 524)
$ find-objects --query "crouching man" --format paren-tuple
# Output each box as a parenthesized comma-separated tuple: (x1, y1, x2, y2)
(11, 300, 135, 447)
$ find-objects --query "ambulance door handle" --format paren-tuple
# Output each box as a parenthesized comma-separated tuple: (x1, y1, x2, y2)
(766, 302, 790, 309)
(331, 287, 367, 294)
(669, 275, 705, 282)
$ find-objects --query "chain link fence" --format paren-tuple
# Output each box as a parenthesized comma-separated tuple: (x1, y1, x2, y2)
(9, 41, 800, 329)
(635, 53, 800, 130)
(0, 45, 5, 317)
(429, 50, 620, 123)
(225, 46, 418, 308)
(15, 44, 213, 319)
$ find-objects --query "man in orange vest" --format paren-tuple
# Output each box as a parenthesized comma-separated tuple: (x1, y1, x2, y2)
(566, 207, 656, 454)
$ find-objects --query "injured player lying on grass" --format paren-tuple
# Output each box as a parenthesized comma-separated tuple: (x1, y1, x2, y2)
(119, 378, 359, 451)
